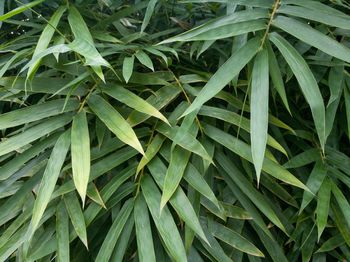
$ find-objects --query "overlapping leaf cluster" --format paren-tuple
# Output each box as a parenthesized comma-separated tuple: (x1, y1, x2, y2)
(0, 0, 350, 261)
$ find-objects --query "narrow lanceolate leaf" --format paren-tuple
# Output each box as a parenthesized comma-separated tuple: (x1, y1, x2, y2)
(134, 195, 156, 262)
(331, 182, 350, 230)
(272, 16, 350, 64)
(71, 111, 90, 205)
(267, 42, 290, 113)
(277, 5, 350, 30)
(141, 0, 158, 33)
(0, 99, 78, 130)
(141, 175, 187, 262)
(122, 56, 134, 83)
(0, 0, 44, 21)
(250, 49, 269, 184)
(160, 146, 191, 210)
(136, 134, 165, 176)
(148, 157, 208, 244)
(210, 221, 264, 257)
(135, 50, 154, 71)
(95, 199, 134, 262)
(102, 85, 169, 125)
(159, 9, 268, 43)
(68, 6, 111, 81)
(316, 177, 331, 241)
(181, 37, 260, 118)
(27, 6, 66, 79)
(269, 32, 326, 151)
(88, 94, 144, 155)
(300, 161, 327, 212)
(64, 192, 88, 248)
(56, 202, 69, 262)
(27, 131, 70, 239)
(204, 124, 308, 191)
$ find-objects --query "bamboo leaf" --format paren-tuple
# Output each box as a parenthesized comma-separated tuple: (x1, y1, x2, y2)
(122, 56, 134, 83)
(101, 85, 169, 125)
(272, 16, 350, 63)
(141, 0, 158, 33)
(0, 99, 78, 130)
(64, 192, 88, 248)
(88, 94, 144, 155)
(56, 201, 69, 262)
(210, 221, 264, 257)
(71, 111, 90, 205)
(27, 6, 66, 79)
(135, 50, 154, 71)
(0, 0, 44, 21)
(316, 177, 331, 240)
(269, 32, 326, 151)
(160, 146, 191, 210)
(204, 124, 309, 191)
(95, 199, 134, 262)
(250, 49, 269, 184)
(181, 37, 260, 118)
(141, 175, 187, 262)
(27, 131, 70, 239)
(134, 195, 156, 262)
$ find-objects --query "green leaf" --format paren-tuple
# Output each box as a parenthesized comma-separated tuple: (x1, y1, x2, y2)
(272, 16, 350, 64)
(198, 106, 288, 156)
(267, 42, 290, 113)
(64, 192, 88, 248)
(68, 6, 111, 81)
(88, 94, 144, 155)
(269, 32, 326, 151)
(27, 131, 70, 239)
(27, 6, 66, 79)
(0, 99, 78, 130)
(56, 201, 70, 262)
(0, 133, 59, 181)
(160, 146, 191, 210)
(0, 0, 44, 21)
(135, 50, 154, 71)
(134, 195, 156, 262)
(147, 156, 208, 244)
(136, 134, 165, 176)
(277, 5, 350, 30)
(0, 114, 72, 158)
(71, 111, 90, 205)
(160, 9, 268, 43)
(122, 56, 134, 83)
(204, 124, 309, 191)
(141, 175, 187, 262)
(181, 37, 260, 118)
(86, 183, 106, 209)
(95, 199, 134, 262)
(141, 0, 158, 33)
(250, 49, 269, 184)
(156, 124, 212, 163)
(216, 150, 286, 232)
(316, 177, 331, 240)
(332, 181, 350, 230)
(300, 161, 327, 212)
(101, 85, 169, 125)
(210, 221, 264, 257)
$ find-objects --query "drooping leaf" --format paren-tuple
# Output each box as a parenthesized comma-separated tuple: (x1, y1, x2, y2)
(269, 32, 326, 151)
(88, 94, 144, 155)
(250, 48, 269, 184)
(27, 131, 70, 239)
(71, 111, 91, 205)
(181, 37, 260, 118)
(134, 195, 156, 262)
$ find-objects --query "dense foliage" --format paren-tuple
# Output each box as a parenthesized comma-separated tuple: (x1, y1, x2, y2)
(0, 0, 350, 261)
